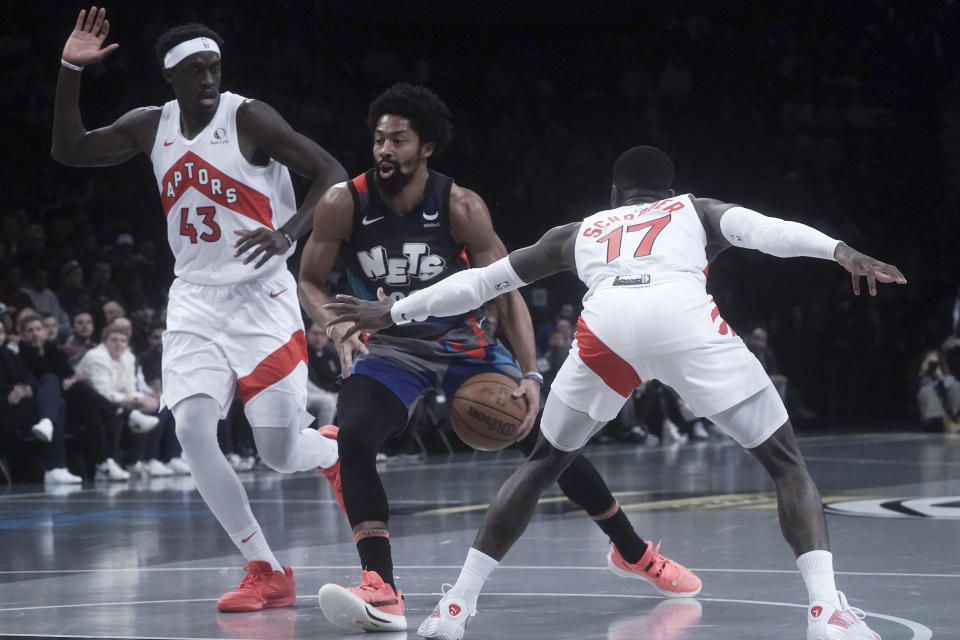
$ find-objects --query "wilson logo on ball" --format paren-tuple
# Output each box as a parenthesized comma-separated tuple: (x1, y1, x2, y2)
(466, 405, 517, 436)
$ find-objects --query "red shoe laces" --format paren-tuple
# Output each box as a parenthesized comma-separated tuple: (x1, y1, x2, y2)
(235, 564, 277, 591)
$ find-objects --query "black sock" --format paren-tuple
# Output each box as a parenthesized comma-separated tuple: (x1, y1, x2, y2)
(356, 534, 396, 591)
(597, 509, 648, 563)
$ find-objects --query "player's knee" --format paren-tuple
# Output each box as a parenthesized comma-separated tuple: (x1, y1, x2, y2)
(526, 438, 578, 487)
(751, 426, 808, 480)
(256, 444, 297, 473)
(175, 419, 212, 453)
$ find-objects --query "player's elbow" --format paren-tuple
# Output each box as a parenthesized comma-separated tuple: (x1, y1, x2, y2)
(50, 143, 84, 167)
(50, 144, 71, 165)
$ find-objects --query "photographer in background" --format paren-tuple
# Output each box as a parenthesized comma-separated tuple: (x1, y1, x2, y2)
(916, 349, 960, 433)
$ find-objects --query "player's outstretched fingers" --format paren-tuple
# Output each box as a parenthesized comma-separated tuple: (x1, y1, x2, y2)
(92, 7, 105, 35)
(879, 263, 907, 284)
(83, 7, 97, 32)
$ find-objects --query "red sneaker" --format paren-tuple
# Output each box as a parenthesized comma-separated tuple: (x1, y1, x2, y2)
(318, 570, 406, 632)
(317, 425, 344, 513)
(607, 541, 702, 597)
(216, 561, 296, 612)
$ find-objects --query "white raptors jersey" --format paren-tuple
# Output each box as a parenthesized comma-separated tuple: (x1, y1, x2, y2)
(575, 194, 707, 296)
(149, 92, 297, 285)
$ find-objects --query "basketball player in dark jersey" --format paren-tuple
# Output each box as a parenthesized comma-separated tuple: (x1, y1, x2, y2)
(298, 83, 700, 633)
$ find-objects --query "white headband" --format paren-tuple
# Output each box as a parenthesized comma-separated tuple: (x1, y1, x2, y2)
(163, 37, 221, 69)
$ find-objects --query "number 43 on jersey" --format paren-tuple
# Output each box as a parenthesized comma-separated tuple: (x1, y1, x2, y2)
(179, 206, 222, 243)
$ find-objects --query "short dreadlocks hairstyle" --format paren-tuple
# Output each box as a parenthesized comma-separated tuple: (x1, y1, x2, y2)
(367, 83, 453, 155)
(155, 23, 224, 65)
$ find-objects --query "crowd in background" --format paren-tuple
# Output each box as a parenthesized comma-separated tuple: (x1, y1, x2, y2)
(2, 3, 959, 481)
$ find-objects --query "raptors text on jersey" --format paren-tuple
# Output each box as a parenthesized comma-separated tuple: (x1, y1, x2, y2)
(150, 92, 297, 285)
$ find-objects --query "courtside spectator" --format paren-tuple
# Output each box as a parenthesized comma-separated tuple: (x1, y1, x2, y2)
(63, 311, 95, 366)
(0, 317, 81, 484)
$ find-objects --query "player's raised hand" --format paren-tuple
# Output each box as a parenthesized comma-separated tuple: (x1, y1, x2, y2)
(62, 6, 119, 67)
(834, 242, 907, 296)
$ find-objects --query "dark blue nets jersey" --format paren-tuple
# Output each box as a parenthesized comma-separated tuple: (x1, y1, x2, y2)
(343, 169, 478, 340)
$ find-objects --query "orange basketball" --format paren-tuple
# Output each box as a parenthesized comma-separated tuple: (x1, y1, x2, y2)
(450, 373, 532, 451)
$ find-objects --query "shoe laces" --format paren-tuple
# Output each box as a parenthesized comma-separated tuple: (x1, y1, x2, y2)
(647, 541, 681, 579)
(836, 591, 867, 621)
(236, 563, 273, 591)
(357, 570, 390, 593)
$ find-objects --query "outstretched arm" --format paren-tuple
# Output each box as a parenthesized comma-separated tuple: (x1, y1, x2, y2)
(697, 199, 907, 296)
(324, 221, 580, 335)
(52, 7, 156, 166)
(233, 100, 347, 267)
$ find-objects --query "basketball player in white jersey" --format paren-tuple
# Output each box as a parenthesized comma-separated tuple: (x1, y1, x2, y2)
(325, 146, 906, 640)
(52, 7, 347, 612)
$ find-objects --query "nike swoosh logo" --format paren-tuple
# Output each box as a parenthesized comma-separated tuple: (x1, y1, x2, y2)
(361, 215, 385, 226)
(241, 531, 258, 544)
(422, 211, 439, 221)
(269, 289, 287, 298)
(366, 599, 400, 608)
(163, 139, 176, 146)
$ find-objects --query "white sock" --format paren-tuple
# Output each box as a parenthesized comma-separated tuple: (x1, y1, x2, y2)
(173, 396, 282, 573)
(229, 524, 283, 573)
(446, 548, 499, 614)
(797, 550, 840, 606)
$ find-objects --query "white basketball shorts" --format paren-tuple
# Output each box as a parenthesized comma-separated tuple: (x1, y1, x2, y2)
(162, 270, 311, 428)
(546, 276, 784, 448)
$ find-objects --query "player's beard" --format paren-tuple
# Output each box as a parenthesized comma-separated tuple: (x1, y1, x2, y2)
(375, 160, 414, 197)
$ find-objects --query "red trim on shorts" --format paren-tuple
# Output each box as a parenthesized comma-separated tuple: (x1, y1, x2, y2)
(437, 314, 488, 360)
(574, 316, 641, 397)
(237, 330, 308, 404)
(352, 173, 369, 194)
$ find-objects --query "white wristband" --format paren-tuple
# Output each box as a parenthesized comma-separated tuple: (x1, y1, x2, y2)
(523, 371, 544, 385)
(61, 58, 84, 71)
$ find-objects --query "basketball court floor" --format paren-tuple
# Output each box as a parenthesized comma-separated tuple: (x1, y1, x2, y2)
(1, 431, 957, 639)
